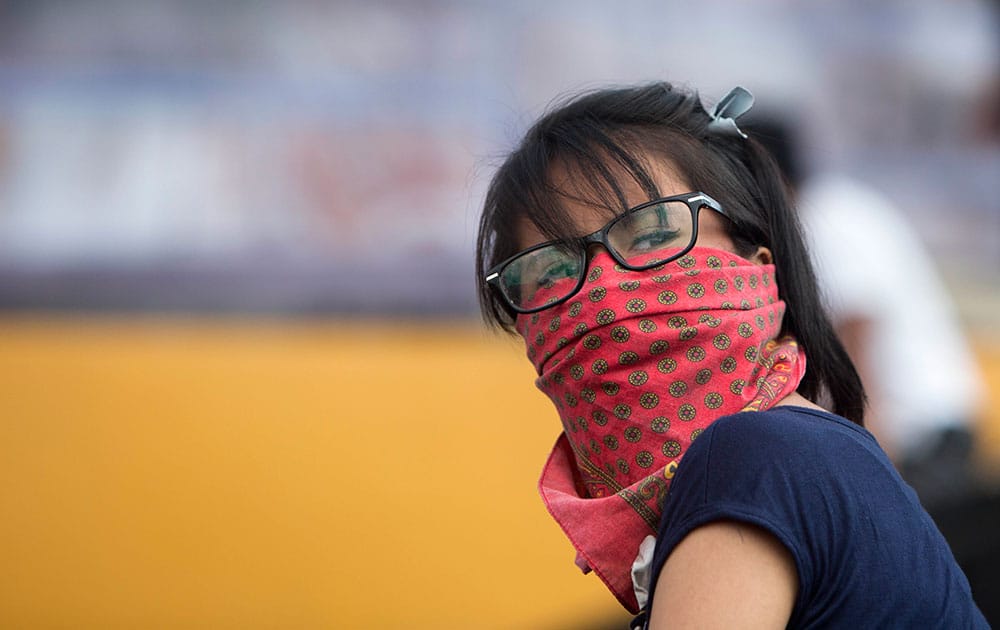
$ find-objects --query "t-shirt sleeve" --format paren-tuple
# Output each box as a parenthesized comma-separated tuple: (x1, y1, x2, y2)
(645, 408, 987, 628)
(646, 409, 894, 624)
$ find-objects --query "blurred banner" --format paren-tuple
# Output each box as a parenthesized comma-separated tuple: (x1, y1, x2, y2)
(0, 0, 997, 317)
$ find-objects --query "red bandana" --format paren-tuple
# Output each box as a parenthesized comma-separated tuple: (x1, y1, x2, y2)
(517, 247, 806, 613)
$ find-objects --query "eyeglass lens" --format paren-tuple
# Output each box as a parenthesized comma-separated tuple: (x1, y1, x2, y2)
(500, 200, 694, 311)
(498, 243, 584, 312)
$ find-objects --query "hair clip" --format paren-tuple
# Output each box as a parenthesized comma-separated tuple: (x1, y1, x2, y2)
(706, 86, 754, 139)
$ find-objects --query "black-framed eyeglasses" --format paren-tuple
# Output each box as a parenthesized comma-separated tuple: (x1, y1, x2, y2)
(484, 191, 727, 314)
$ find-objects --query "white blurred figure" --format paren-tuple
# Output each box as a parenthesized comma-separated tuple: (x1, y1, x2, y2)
(748, 117, 985, 508)
(798, 176, 984, 505)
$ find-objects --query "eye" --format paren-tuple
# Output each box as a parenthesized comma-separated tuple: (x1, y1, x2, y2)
(627, 227, 682, 253)
(536, 258, 579, 288)
(608, 201, 691, 260)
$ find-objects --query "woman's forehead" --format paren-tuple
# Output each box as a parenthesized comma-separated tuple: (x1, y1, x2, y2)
(548, 155, 690, 207)
(511, 157, 691, 249)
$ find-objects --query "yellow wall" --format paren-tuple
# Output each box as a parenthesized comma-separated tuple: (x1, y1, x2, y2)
(3, 317, 999, 628)
(0, 317, 632, 629)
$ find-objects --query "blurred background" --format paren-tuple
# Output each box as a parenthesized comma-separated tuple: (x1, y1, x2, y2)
(1, 0, 999, 628)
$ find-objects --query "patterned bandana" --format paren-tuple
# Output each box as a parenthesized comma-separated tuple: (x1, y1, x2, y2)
(517, 247, 806, 613)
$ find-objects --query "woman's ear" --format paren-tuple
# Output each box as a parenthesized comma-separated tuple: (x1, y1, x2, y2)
(751, 246, 773, 265)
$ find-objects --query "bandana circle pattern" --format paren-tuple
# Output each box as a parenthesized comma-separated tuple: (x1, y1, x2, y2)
(518, 247, 806, 613)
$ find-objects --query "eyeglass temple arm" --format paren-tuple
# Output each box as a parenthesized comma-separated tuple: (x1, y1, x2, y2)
(688, 193, 725, 216)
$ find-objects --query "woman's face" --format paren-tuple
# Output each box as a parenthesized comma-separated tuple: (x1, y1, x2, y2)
(515, 158, 745, 259)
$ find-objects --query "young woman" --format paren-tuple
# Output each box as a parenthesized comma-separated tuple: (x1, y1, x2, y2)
(476, 83, 987, 628)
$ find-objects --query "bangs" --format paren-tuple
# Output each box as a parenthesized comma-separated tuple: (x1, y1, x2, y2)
(485, 125, 669, 268)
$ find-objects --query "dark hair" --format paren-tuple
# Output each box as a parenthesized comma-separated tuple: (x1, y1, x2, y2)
(475, 82, 865, 425)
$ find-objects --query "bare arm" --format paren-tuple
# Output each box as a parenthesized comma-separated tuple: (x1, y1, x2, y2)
(648, 520, 797, 629)
(836, 315, 892, 458)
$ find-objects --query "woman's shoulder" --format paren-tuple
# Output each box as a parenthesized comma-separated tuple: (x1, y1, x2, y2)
(674, 405, 897, 507)
(697, 405, 880, 463)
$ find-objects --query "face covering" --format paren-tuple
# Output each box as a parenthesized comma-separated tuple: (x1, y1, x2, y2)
(516, 247, 806, 613)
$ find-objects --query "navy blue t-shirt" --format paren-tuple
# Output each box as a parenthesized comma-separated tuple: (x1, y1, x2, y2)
(647, 406, 987, 628)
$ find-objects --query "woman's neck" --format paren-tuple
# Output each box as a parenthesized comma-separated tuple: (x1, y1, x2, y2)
(774, 391, 827, 412)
